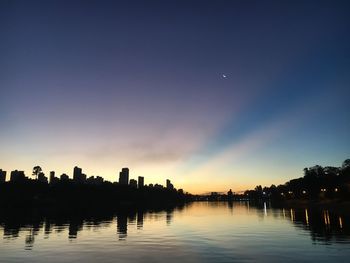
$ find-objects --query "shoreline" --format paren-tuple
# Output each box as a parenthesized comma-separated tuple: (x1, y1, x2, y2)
(271, 199, 350, 214)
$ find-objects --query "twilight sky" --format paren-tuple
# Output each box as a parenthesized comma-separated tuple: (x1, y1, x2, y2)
(1, 0, 349, 193)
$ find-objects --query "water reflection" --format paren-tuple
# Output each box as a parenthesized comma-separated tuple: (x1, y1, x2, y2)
(305, 209, 309, 225)
(117, 213, 128, 240)
(0, 202, 349, 250)
(0, 205, 186, 249)
(287, 208, 349, 244)
(250, 201, 350, 244)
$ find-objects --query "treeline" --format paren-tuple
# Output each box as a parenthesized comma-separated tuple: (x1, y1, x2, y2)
(245, 159, 350, 201)
(0, 180, 192, 210)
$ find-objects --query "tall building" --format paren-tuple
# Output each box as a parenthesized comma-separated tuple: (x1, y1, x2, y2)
(50, 171, 55, 183)
(73, 166, 86, 183)
(73, 166, 82, 180)
(119, 168, 129, 185)
(0, 169, 6, 183)
(10, 170, 25, 182)
(166, 179, 174, 190)
(138, 176, 144, 188)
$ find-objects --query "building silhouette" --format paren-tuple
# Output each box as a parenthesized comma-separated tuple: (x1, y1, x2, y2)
(166, 179, 174, 190)
(73, 166, 86, 183)
(73, 166, 82, 180)
(10, 170, 26, 182)
(138, 176, 144, 188)
(87, 176, 104, 185)
(50, 171, 55, 183)
(119, 168, 129, 185)
(38, 172, 48, 183)
(0, 169, 6, 183)
(129, 179, 137, 188)
(154, 183, 163, 189)
(82, 173, 87, 181)
(49, 171, 59, 184)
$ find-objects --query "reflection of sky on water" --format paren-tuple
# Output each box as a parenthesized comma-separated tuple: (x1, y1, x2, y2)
(0, 202, 349, 262)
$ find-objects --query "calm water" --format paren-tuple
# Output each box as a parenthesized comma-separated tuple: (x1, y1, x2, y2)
(0, 202, 349, 263)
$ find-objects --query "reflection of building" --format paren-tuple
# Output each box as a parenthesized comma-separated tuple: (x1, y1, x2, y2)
(0, 169, 6, 183)
(44, 219, 52, 236)
(166, 179, 174, 190)
(73, 166, 86, 183)
(117, 214, 128, 240)
(129, 212, 136, 224)
(137, 211, 144, 229)
(119, 168, 129, 185)
(166, 209, 173, 225)
(138, 176, 144, 188)
(25, 230, 35, 249)
(68, 219, 83, 239)
(10, 170, 26, 182)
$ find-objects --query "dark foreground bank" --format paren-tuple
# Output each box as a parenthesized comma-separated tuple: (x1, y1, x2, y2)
(0, 181, 193, 211)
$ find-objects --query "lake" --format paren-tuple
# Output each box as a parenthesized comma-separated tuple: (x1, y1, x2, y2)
(0, 201, 349, 262)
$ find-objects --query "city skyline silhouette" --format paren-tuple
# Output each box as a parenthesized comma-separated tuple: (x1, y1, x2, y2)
(1, 1, 350, 262)
(1, 0, 349, 194)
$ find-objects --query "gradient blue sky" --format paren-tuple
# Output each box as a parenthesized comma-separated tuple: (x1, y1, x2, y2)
(1, 0, 349, 193)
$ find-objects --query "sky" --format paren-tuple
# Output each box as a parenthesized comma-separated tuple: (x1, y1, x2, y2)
(1, 0, 350, 194)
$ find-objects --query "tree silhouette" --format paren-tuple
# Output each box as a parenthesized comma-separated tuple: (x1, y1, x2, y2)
(254, 185, 262, 193)
(32, 166, 42, 180)
(303, 168, 309, 177)
(342, 159, 350, 169)
(244, 159, 350, 201)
